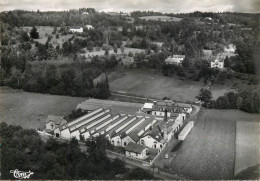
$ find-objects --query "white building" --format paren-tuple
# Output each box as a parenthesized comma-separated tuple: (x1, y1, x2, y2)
(70, 27, 83, 33)
(45, 115, 67, 131)
(86, 25, 94, 30)
(178, 121, 194, 140)
(211, 59, 224, 69)
(125, 142, 148, 160)
(165, 55, 185, 65)
(224, 44, 236, 53)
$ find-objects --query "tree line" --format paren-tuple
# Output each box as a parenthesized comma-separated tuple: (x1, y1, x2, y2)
(197, 88, 260, 113)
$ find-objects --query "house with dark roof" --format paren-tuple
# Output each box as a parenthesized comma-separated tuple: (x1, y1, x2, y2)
(121, 117, 154, 147)
(125, 142, 148, 160)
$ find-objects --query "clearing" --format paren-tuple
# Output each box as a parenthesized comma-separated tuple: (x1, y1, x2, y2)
(0, 87, 86, 129)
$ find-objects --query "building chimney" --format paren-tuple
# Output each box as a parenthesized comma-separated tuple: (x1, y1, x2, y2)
(163, 109, 168, 140)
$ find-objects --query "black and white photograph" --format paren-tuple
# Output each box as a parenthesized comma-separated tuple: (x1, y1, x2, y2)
(0, 0, 259, 180)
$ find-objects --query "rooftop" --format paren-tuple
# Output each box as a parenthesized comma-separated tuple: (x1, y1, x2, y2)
(125, 142, 146, 154)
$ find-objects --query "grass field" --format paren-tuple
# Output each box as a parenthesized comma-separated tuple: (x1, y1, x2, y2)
(0, 87, 86, 129)
(235, 121, 260, 178)
(168, 109, 236, 179)
(108, 68, 234, 102)
(140, 16, 183, 22)
(22, 26, 73, 47)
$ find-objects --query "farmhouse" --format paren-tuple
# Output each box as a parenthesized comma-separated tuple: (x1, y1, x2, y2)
(125, 142, 148, 160)
(224, 44, 236, 53)
(211, 59, 224, 69)
(45, 115, 67, 131)
(70, 27, 83, 33)
(165, 55, 185, 65)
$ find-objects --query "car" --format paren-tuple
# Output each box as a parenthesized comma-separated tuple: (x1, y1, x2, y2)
(165, 154, 168, 159)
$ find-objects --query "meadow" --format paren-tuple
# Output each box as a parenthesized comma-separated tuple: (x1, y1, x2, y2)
(108, 68, 235, 102)
(0, 87, 86, 129)
(22, 26, 73, 47)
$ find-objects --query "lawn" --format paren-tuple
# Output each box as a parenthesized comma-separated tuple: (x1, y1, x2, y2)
(169, 108, 236, 179)
(0, 87, 86, 129)
(235, 121, 260, 178)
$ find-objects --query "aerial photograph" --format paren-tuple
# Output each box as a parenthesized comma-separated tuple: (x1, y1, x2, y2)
(0, 0, 259, 180)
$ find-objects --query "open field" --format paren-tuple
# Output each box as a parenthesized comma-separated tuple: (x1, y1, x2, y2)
(140, 16, 183, 22)
(235, 121, 260, 177)
(109, 68, 235, 102)
(0, 87, 86, 129)
(169, 109, 236, 179)
(167, 108, 260, 179)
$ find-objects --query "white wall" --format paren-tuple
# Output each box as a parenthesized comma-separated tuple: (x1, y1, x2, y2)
(60, 128, 71, 139)
(139, 135, 164, 150)
(110, 135, 122, 146)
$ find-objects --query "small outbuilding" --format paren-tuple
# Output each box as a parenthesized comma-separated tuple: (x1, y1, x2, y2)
(178, 121, 194, 140)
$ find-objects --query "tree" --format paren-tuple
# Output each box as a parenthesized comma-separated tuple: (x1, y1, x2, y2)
(30, 27, 39, 39)
(21, 31, 30, 42)
(196, 89, 212, 104)
(113, 44, 118, 54)
(120, 44, 125, 54)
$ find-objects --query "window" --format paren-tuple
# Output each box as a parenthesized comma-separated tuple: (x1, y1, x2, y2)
(160, 144, 163, 148)
(154, 144, 157, 148)
(55, 133, 59, 138)
(124, 142, 126, 146)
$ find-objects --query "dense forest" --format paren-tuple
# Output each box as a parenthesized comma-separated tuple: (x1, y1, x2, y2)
(0, 122, 154, 179)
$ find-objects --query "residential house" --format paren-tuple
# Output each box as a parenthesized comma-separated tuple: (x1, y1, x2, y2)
(224, 44, 236, 53)
(70, 27, 83, 33)
(211, 59, 224, 69)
